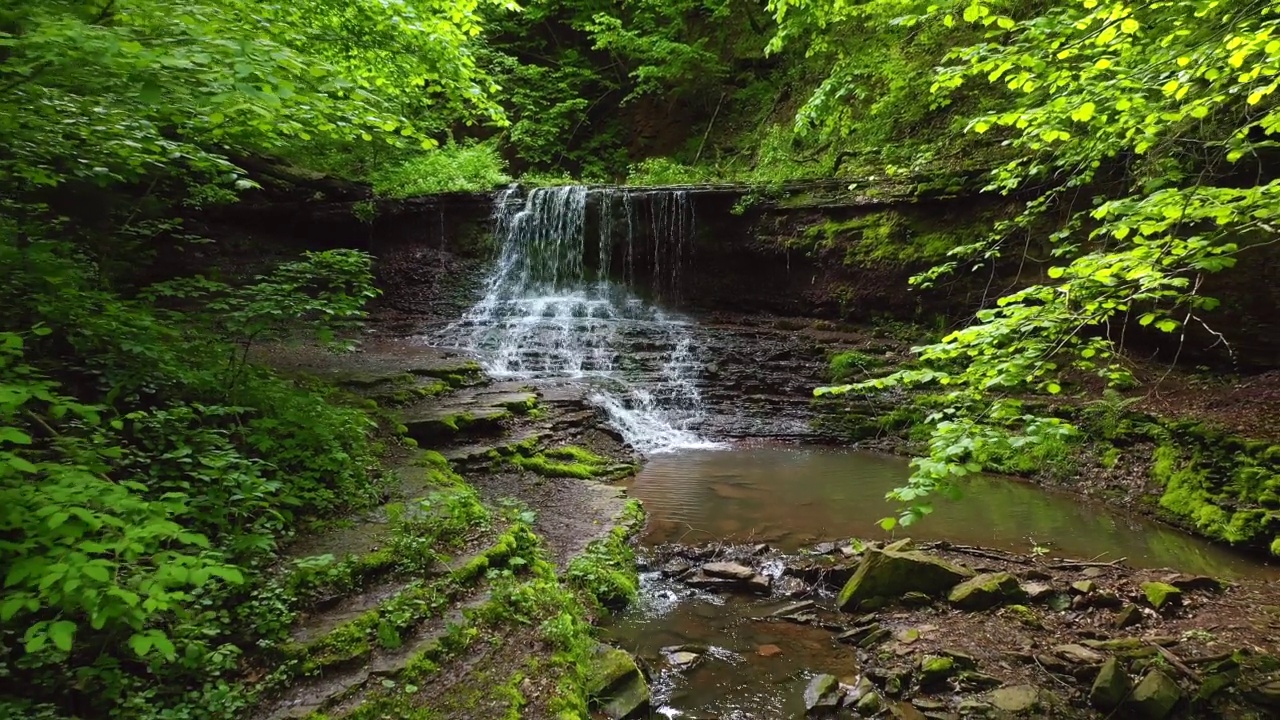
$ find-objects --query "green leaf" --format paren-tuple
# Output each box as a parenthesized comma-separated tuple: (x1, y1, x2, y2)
(49, 621, 75, 652)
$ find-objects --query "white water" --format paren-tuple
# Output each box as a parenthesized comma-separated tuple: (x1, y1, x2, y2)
(442, 185, 720, 454)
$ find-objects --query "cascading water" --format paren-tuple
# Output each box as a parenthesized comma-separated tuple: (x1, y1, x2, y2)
(442, 185, 718, 454)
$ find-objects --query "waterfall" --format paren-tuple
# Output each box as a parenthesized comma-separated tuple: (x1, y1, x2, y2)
(443, 185, 717, 454)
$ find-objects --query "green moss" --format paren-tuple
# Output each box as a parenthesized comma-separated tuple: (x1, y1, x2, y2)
(796, 210, 981, 267)
(829, 350, 886, 381)
(566, 500, 645, 610)
(507, 445, 632, 480)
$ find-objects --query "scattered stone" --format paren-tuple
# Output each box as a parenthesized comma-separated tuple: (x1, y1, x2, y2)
(771, 600, 817, 617)
(1002, 604, 1043, 629)
(1071, 580, 1096, 594)
(918, 655, 955, 686)
(702, 562, 756, 581)
(844, 676, 876, 706)
(890, 701, 928, 720)
(901, 591, 933, 606)
(896, 628, 921, 645)
(1081, 637, 1150, 653)
(837, 549, 975, 611)
(1092, 589, 1124, 608)
(1053, 643, 1106, 666)
(1082, 566, 1105, 578)
(856, 690, 884, 715)
(949, 571, 1024, 610)
(1141, 582, 1183, 611)
(1089, 657, 1132, 711)
(1022, 568, 1052, 581)
(774, 575, 812, 598)
(1167, 574, 1227, 593)
(836, 622, 883, 645)
(1125, 669, 1181, 719)
(1197, 672, 1236, 701)
(989, 685, 1054, 714)
(757, 644, 783, 658)
(859, 627, 892, 649)
(957, 698, 993, 716)
(586, 643, 650, 720)
(1047, 593, 1073, 612)
(957, 670, 1003, 690)
(665, 651, 702, 671)
(803, 674, 842, 716)
(939, 648, 978, 670)
(1245, 675, 1280, 707)
(660, 558, 692, 578)
(1021, 581, 1055, 601)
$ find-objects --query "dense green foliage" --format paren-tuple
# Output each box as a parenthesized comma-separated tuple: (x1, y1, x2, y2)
(805, 0, 1280, 539)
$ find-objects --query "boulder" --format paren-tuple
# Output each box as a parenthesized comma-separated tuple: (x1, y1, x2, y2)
(586, 643, 650, 720)
(1021, 581, 1055, 601)
(1125, 669, 1181, 719)
(1141, 582, 1183, 610)
(1071, 580, 1095, 594)
(803, 674, 843, 716)
(948, 572, 1024, 610)
(665, 650, 702, 670)
(856, 690, 883, 715)
(1089, 657, 1132, 711)
(837, 549, 975, 611)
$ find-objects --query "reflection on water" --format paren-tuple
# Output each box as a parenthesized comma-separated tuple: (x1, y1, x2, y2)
(628, 445, 1274, 579)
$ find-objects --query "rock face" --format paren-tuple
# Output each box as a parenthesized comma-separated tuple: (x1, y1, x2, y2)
(1089, 657, 1132, 711)
(948, 571, 1024, 610)
(586, 643, 650, 720)
(837, 549, 975, 611)
(1125, 669, 1181, 719)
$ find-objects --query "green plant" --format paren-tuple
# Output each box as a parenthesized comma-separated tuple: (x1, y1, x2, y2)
(371, 142, 512, 197)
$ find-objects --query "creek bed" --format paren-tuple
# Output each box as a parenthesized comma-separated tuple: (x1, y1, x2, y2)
(604, 445, 1278, 718)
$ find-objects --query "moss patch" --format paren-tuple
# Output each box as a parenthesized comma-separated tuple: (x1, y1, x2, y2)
(506, 445, 634, 480)
(566, 500, 645, 610)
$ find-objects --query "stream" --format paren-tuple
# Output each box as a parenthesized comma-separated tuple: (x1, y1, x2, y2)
(434, 185, 1278, 719)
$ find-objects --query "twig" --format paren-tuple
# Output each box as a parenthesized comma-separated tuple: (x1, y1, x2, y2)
(1048, 557, 1127, 569)
(1154, 644, 1202, 683)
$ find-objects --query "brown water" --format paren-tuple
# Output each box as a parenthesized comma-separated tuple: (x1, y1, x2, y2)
(628, 445, 1273, 580)
(605, 445, 1276, 719)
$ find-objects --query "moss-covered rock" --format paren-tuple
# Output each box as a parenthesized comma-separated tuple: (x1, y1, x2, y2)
(1089, 657, 1132, 711)
(586, 643, 650, 720)
(1141, 581, 1182, 610)
(948, 571, 1024, 610)
(918, 656, 955, 686)
(837, 549, 974, 612)
(1124, 669, 1181, 719)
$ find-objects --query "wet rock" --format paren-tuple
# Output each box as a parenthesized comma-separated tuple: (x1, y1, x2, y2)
(890, 701, 927, 720)
(1021, 568, 1052, 581)
(784, 557, 860, 588)
(1021, 581, 1055, 602)
(917, 655, 955, 686)
(810, 542, 840, 555)
(837, 549, 974, 612)
(948, 572, 1024, 610)
(774, 575, 812, 598)
(660, 558, 693, 578)
(586, 643, 650, 720)
(772, 600, 817, 617)
(989, 685, 1055, 714)
(665, 651, 702, 670)
(867, 666, 913, 697)
(1089, 657, 1132, 711)
(702, 561, 757, 581)
(1052, 643, 1106, 666)
(686, 569, 771, 595)
(803, 674, 843, 716)
(1125, 669, 1181, 719)
(1141, 582, 1183, 610)
(844, 676, 876, 707)
(757, 644, 783, 658)
(858, 627, 892, 648)
(751, 543, 771, 556)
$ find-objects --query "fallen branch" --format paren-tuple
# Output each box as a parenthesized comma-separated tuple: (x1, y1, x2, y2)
(1153, 644, 1202, 684)
(932, 543, 1032, 565)
(1048, 558, 1127, 570)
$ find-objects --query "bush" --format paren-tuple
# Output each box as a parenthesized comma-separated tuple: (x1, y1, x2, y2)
(371, 142, 511, 197)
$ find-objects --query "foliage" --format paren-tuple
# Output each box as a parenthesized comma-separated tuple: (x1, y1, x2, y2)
(371, 142, 512, 197)
(803, 0, 1280, 527)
